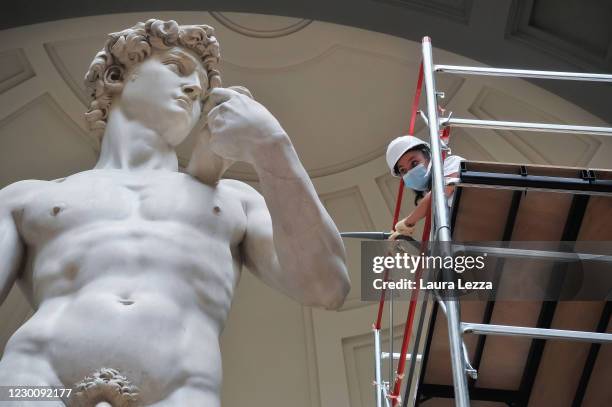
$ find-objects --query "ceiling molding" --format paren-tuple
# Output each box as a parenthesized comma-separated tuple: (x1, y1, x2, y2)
(217, 46, 464, 181)
(210, 11, 312, 38)
(0, 92, 95, 149)
(320, 186, 375, 311)
(468, 86, 601, 166)
(449, 127, 495, 162)
(341, 326, 406, 407)
(302, 307, 322, 407)
(376, 172, 415, 219)
(373, 0, 473, 24)
(220, 43, 408, 75)
(219, 44, 416, 180)
(2, 2, 612, 125)
(44, 41, 89, 106)
(319, 186, 375, 235)
(506, 0, 612, 71)
(0, 48, 35, 94)
(0, 92, 98, 185)
(437, 76, 466, 109)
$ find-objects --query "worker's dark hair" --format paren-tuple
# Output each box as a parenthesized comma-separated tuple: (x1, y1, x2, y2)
(393, 144, 432, 206)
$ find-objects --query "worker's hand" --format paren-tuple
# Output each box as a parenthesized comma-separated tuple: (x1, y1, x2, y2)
(388, 218, 415, 240)
(388, 231, 401, 240)
(204, 86, 289, 164)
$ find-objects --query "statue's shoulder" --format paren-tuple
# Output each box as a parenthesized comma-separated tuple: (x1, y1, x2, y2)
(217, 178, 264, 203)
(0, 179, 49, 210)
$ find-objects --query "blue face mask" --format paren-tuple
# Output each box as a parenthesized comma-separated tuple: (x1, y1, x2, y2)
(402, 163, 430, 191)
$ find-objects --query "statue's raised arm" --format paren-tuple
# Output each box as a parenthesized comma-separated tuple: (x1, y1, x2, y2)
(200, 87, 350, 309)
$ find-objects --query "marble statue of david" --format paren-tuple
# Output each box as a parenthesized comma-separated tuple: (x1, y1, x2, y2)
(0, 19, 350, 406)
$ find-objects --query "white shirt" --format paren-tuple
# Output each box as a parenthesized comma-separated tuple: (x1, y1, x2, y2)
(443, 154, 462, 177)
(442, 154, 464, 207)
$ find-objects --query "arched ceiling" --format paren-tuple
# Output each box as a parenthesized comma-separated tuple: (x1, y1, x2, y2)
(2, 0, 612, 124)
(1, 11, 609, 184)
(0, 8, 611, 407)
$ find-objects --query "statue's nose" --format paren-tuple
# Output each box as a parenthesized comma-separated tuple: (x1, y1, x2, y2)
(182, 83, 202, 100)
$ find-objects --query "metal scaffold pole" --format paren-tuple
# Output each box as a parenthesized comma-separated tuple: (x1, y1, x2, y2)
(374, 328, 383, 407)
(434, 64, 612, 82)
(441, 117, 612, 137)
(421, 37, 471, 407)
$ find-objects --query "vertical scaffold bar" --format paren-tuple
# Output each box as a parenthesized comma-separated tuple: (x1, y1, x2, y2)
(374, 329, 383, 407)
(389, 290, 394, 386)
(422, 37, 471, 407)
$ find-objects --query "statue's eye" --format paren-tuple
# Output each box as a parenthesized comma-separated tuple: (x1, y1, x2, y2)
(164, 60, 184, 74)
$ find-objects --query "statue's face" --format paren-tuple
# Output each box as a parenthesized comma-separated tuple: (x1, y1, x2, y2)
(119, 46, 207, 146)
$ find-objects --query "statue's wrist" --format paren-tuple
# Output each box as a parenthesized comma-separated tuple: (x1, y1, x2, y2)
(250, 131, 299, 175)
(250, 131, 291, 161)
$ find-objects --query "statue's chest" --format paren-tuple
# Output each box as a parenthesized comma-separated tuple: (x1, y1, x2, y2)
(19, 172, 245, 245)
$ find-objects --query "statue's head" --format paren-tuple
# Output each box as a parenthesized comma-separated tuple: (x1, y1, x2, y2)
(84, 19, 221, 146)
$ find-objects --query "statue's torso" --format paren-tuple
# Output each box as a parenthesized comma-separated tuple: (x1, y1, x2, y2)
(6, 169, 251, 404)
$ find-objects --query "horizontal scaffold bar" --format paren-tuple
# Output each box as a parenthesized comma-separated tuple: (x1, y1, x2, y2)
(462, 323, 612, 343)
(341, 233, 612, 262)
(441, 117, 612, 137)
(435, 65, 612, 82)
(382, 352, 423, 361)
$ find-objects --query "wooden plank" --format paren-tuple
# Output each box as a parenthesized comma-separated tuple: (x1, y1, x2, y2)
(419, 162, 612, 405)
(463, 161, 612, 181)
(529, 195, 612, 406)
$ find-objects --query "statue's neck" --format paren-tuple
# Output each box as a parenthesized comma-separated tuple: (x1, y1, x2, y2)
(94, 106, 178, 172)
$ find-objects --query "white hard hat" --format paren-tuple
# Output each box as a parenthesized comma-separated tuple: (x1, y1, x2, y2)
(386, 135, 430, 176)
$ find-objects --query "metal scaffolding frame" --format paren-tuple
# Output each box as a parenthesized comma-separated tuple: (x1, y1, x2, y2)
(347, 37, 612, 407)
(412, 37, 612, 407)
(370, 36, 612, 407)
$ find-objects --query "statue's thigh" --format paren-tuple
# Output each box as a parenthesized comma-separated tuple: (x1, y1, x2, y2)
(146, 384, 220, 407)
(0, 352, 66, 406)
(0, 351, 63, 386)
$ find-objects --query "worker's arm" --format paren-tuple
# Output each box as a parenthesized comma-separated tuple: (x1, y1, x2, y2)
(0, 182, 26, 307)
(392, 173, 458, 238)
(206, 88, 350, 310)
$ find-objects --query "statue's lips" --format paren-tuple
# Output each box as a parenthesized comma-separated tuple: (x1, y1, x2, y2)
(175, 96, 192, 111)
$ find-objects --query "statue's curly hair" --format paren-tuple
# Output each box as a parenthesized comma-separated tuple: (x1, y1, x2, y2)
(84, 19, 222, 139)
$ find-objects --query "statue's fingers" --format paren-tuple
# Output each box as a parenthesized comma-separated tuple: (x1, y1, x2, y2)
(207, 105, 232, 137)
(207, 87, 239, 105)
(228, 85, 253, 99)
(203, 87, 246, 115)
(207, 101, 229, 121)
(193, 99, 215, 130)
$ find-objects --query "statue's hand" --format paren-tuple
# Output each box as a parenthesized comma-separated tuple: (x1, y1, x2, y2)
(205, 87, 288, 164)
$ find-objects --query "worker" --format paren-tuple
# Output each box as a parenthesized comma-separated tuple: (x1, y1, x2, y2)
(386, 135, 464, 239)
